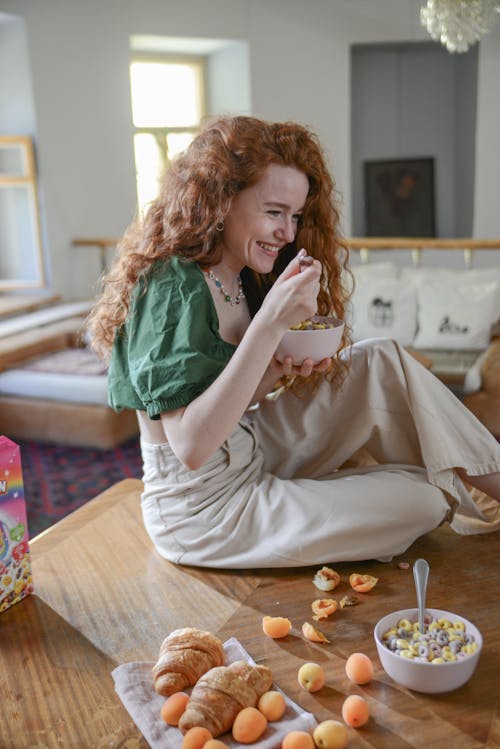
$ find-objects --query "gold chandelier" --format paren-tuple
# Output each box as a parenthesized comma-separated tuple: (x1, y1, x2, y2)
(420, 0, 500, 53)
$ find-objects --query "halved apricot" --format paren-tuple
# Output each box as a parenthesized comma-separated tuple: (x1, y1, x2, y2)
(302, 622, 330, 643)
(311, 598, 338, 621)
(349, 573, 378, 593)
(262, 615, 292, 638)
(313, 566, 341, 592)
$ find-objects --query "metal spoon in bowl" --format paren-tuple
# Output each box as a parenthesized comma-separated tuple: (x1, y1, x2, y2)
(413, 558, 430, 634)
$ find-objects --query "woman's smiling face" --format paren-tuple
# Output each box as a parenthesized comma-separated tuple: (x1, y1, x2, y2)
(219, 163, 310, 275)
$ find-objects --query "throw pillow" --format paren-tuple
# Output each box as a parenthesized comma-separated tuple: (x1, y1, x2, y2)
(349, 276, 418, 346)
(413, 278, 499, 350)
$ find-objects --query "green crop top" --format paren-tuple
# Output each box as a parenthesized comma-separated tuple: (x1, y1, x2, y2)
(107, 256, 237, 419)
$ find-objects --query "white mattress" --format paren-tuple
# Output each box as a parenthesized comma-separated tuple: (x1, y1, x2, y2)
(0, 369, 109, 405)
(0, 300, 93, 339)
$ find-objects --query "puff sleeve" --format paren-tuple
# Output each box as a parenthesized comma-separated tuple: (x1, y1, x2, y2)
(107, 258, 236, 418)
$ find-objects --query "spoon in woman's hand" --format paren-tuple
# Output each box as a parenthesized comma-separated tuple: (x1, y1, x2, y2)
(413, 558, 430, 634)
(298, 248, 314, 271)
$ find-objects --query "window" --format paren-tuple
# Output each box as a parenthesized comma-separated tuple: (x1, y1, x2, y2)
(0, 136, 45, 289)
(129, 56, 205, 216)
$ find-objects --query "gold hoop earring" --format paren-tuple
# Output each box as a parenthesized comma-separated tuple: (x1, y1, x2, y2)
(216, 219, 224, 232)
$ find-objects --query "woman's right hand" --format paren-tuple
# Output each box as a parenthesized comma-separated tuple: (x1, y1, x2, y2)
(161, 252, 321, 470)
(257, 252, 322, 331)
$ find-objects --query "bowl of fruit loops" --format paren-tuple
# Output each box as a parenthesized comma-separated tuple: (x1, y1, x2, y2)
(275, 315, 345, 366)
(374, 607, 482, 693)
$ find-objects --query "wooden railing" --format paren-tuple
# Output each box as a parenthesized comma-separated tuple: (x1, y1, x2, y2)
(72, 237, 120, 274)
(74, 236, 500, 273)
(346, 237, 500, 269)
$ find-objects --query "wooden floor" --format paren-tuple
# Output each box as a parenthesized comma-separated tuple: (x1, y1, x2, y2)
(1, 479, 499, 749)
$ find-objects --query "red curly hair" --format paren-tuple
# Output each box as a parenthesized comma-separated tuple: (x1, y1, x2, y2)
(87, 115, 352, 383)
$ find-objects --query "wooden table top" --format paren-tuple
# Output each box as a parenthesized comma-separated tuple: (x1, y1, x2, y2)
(2, 478, 499, 749)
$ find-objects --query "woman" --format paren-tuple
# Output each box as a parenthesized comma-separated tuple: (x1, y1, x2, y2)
(88, 115, 500, 568)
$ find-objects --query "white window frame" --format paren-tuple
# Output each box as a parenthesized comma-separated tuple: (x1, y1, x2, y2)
(130, 53, 206, 212)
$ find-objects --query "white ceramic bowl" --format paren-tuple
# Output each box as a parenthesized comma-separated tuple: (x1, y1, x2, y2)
(374, 607, 483, 694)
(275, 317, 345, 365)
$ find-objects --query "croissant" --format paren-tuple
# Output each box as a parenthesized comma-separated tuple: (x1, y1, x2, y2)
(178, 659, 273, 736)
(152, 627, 225, 697)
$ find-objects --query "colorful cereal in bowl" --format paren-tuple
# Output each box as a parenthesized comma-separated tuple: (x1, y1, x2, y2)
(275, 317, 345, 365)
(374, 608, 482, 693)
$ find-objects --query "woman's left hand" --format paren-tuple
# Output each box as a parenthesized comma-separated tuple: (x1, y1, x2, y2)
(251, 355, 332, 404)
(277, 355, 332, 379)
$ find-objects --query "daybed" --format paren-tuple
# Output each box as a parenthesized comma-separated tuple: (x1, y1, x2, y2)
(0, 300, 138, 448)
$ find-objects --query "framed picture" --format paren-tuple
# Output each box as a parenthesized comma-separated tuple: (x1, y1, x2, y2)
(364, 157, 436, 237)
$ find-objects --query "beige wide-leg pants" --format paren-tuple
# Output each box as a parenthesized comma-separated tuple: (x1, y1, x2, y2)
(140, 338, 500, 568)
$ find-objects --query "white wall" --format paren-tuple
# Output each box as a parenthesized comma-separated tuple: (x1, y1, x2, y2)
(207, 41, 251, 116)
(0, 0, 498, 299)
(0, 15, 36, 133)
(351, 43, 478, 238)
(473, 20, 500, 264)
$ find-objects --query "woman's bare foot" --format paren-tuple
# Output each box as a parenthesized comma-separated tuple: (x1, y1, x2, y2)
(456, 467, 500, 502)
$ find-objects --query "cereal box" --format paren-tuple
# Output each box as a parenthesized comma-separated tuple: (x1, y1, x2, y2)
(0, 436, 33, 612)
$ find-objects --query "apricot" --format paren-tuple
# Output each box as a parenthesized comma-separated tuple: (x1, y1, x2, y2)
(297, 662, 325, 692)
(257, 690, 286, 721)
(311, 598, 338, 621)
(313, 720, 348, 749)
(345, 652, 374, 685)
(232, 706, 268, 744)
(349, 573, 378, 593)
(160, 691, 189, 725)
(282, 730, 315, 749)
(302, 622, 330, 643)
(262, 615, 292, 638)
(313, 567, 341, 592)
(342, 694, 370, 728)
(204, 742, 229, 749)
(181, 726, 213, 749)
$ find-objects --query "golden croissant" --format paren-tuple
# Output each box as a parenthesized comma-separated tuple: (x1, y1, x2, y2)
(152, 627, 224, 697)
(178, 659, 273, 736)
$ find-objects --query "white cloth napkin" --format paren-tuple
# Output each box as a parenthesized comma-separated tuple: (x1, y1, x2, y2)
(112, 637, 317, 749)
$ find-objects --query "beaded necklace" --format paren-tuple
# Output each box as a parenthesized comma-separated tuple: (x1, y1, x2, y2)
(205, 268, 245, 306)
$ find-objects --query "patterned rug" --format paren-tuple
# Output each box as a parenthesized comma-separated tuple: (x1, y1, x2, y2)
(17, 437, 142, 537)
